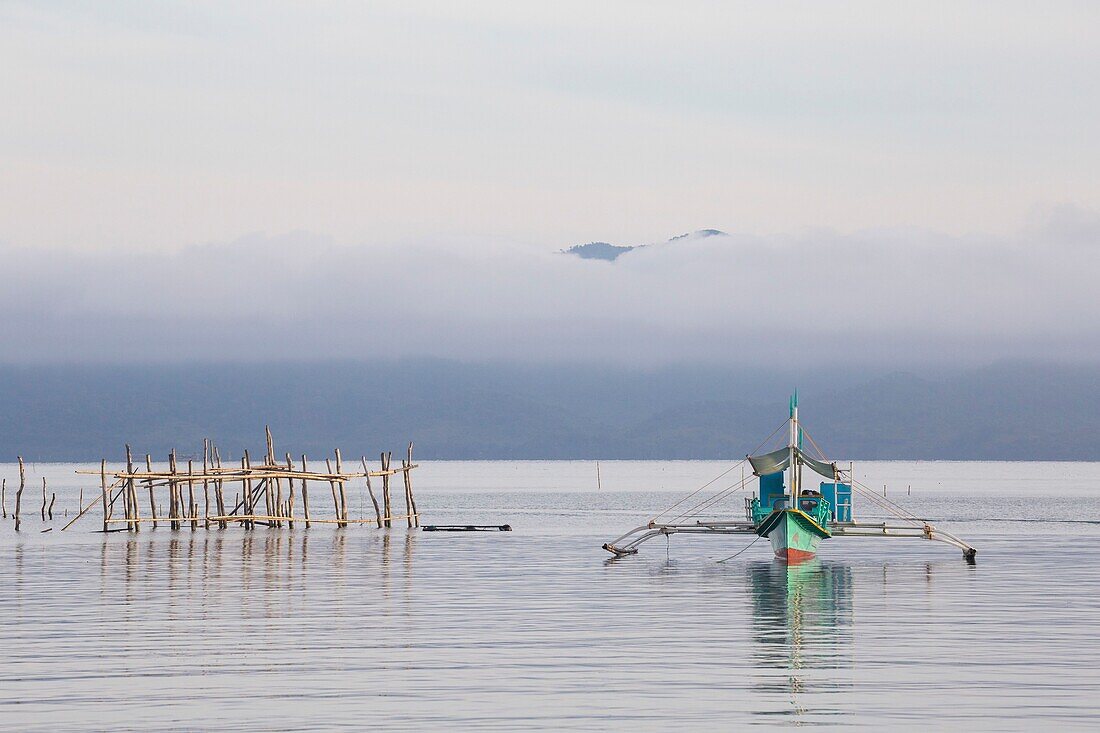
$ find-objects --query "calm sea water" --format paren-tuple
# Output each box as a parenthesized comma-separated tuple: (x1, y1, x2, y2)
(2, 460, 1099, 730)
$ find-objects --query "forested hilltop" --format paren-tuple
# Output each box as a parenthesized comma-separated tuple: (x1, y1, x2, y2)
(0, 360, 1095, 461)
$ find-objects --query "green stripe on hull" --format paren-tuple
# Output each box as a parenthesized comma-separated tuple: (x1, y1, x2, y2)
(757, 509, 830, 562)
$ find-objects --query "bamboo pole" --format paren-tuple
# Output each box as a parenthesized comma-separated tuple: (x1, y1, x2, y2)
(164, 452, 170, 528)
(265, 469, 275, 521)
(121, 448, 132, 528)
(126, 444, 140, 532)
(146, 454, 158, 528)
(402, 459, 412, 527)
(202, 440, 210, 529)
(168, 450, 178, 529)
(335, 449, 348, 526)
(1, 477, 5, 518)
(300, 454, 311, 529)
(122, 449, 133, 528)
(41, 477, 47, 521)
(188, 460, 197, 530)
(59, 474, 120, 531)
(100, 459, 107, 532)
(251, 479, 270, 521)
(402, 442, 413, 527)
(285, 454, 295, 529)
(243, 451, 253, 530)
(407, 443, 419, 528)
(274, 476, 283, 527)
(381, 451, 392, 528)
(362, 457, 383, 527)
(264, 428, 276, 525)
(175, 450, 183, 529)
(214, 445, 226, 529)
(74, 467, 400, 479)
(325, 458, 341, 528)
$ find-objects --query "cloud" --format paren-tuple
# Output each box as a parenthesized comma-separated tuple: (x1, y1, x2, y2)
(0, 208, 1097, 366)
(3, 2, 1100, 251)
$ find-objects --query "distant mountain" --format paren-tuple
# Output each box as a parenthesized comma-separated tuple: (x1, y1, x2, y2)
(0, 360, 1096, 460)
(667, 229, 726, 241)
(562, 229, 728, 261)
(562, 242, 636, 261)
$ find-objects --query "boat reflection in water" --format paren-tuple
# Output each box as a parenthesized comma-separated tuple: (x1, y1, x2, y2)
(746, 559, 853, 715)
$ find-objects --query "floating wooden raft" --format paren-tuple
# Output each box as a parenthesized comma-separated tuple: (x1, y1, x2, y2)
(61, 427, 421, 532)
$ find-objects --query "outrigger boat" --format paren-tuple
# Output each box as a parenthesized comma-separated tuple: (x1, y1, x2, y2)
(603, 394, 977, 563)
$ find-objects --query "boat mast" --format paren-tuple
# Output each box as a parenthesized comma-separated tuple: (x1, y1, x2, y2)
(789, 392, 798, 506)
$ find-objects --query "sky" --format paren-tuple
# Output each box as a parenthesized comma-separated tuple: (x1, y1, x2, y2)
(1, 1, 1098, 365)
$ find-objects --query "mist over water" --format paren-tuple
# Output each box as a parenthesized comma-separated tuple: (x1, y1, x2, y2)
(2, 208, 1100, 366)
(3, 460, 1100, 730)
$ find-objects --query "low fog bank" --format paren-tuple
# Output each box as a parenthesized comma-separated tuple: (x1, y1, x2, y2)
(1, 206, 1098, 365)
(1, 359, 1098, 461)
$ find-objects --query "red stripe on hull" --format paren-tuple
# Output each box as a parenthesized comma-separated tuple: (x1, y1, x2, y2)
(774, 547, 817, 563)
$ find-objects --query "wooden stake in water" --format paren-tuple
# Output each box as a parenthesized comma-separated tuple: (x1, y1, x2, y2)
(100, 459, 108, 532)
(300, 454, 311, 529)
(41, 477, 48, 521)
(188, 460, 197, 530)
(2, 477, 6, 519)
(203, 440, 211, 529)
(335, 449, 347, 527)
(14, 457, 24, 531)
(403, 442, 417, 527)
(325, 458, 341, 528)
(381, 451, 392, 528)
(407, 443, 419, 527)
(126, 444, 140, 532)
(243, 451, 253, 530)
(362, 457, 383, 527)
(214, 444, 226, 529)
(402, 458, 412, 527)
(48, 492, 55, 521)
(596, 461, 602, 490)
(285, 453, 296, 529)
(146, 454, 158, 529)
(169, 450, 179, 530)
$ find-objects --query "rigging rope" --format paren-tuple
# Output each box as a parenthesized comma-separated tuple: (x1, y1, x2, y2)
(716, 535, 762, 563)
(667, 473, 753, 523)
(648, 417, 789, 524)
(850, 479, 926, 525)
(647, 415, 931, 529)
(797, 422, 925, 527)
(799, 426, 830, 461)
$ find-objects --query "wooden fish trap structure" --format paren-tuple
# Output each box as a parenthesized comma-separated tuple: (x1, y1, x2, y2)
(63, 428, 420, 532)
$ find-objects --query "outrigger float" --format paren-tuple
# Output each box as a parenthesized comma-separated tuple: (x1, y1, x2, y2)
(603, 395, 977, 563)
